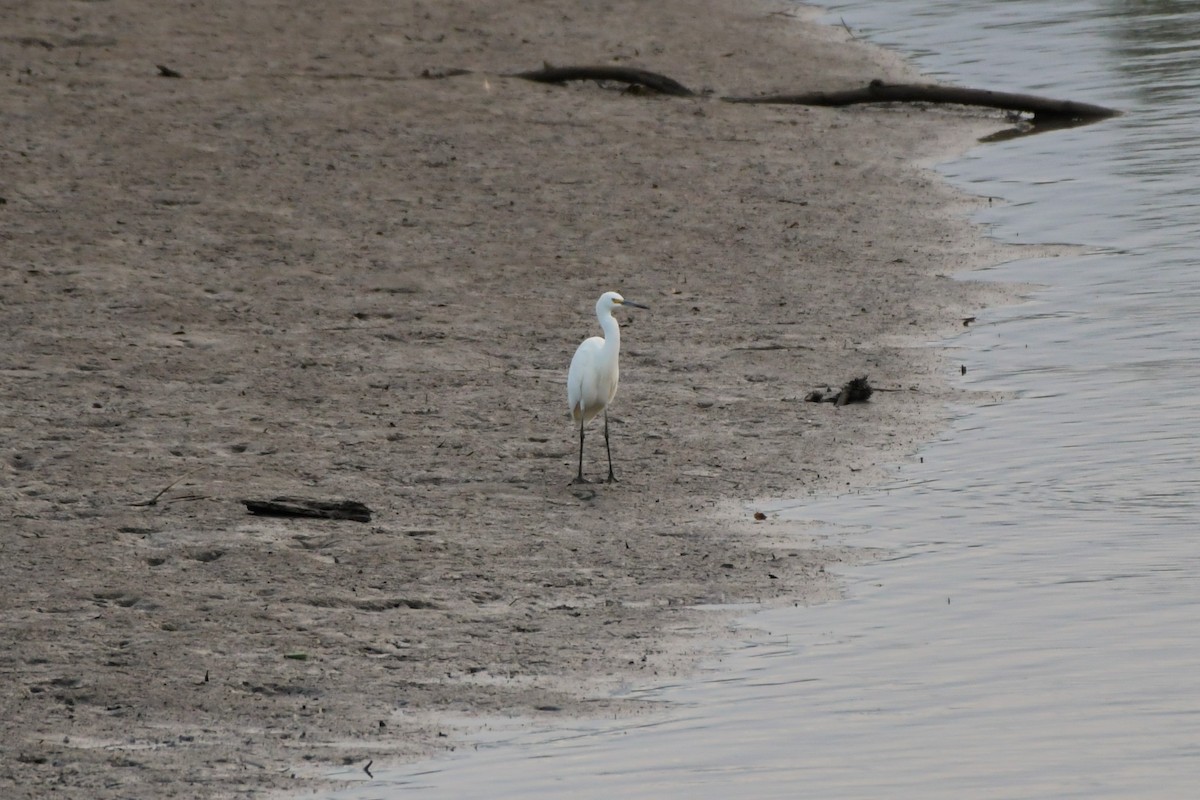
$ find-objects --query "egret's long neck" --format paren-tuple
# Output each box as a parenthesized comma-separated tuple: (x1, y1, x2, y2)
(599, 310, 621, 355)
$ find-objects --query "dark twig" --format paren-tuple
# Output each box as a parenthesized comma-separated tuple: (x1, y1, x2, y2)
(129, 470, 198, 507)
(420, 67, 472, 79)
(731, 343, 813, 351)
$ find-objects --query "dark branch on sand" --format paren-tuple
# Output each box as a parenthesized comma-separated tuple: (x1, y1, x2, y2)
(723, 79, 1120, 123)
(510, 65, 695, 96)
(424, 64, 1119, 127)
(243, 496, 373, 523)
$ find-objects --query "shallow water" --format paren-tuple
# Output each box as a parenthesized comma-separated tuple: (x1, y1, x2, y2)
(328, 2, 1200, 796)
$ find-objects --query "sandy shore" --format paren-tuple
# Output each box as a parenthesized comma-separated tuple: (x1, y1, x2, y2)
(2, 1, 1030, 796)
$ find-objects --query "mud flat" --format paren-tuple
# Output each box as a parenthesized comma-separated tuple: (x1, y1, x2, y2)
(1, 1, 1027, 796)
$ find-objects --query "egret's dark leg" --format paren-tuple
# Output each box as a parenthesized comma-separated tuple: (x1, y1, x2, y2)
(604, 411, 617, 483)
(572, 416, 590, 484)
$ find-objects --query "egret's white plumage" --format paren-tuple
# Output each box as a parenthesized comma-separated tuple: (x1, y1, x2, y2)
(567, 291, 648, 483)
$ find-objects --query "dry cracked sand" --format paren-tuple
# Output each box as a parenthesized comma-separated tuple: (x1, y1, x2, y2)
(2, 0, 1043, 797)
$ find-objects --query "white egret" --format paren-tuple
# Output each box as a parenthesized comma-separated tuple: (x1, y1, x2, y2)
(567, 291, 649, 484)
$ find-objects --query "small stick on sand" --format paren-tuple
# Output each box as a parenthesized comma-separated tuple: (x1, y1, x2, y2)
(129, 470, 198, 507)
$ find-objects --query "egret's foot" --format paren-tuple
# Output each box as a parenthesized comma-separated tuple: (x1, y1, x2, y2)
(605, 473, 618, 484)
(572, 475, 592, 485)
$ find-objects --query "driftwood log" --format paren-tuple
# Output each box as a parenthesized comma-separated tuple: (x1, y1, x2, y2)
(424, 64, 1120, 127)
(243, 496, 373, 523)
(510, 65, 695, 96)
(723, 79, 1119, 123)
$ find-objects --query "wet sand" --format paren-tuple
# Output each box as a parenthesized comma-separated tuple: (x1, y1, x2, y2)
(2, 1, 1028, 796)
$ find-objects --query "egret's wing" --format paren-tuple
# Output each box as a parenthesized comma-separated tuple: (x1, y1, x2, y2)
(567, 337, 604, 419)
